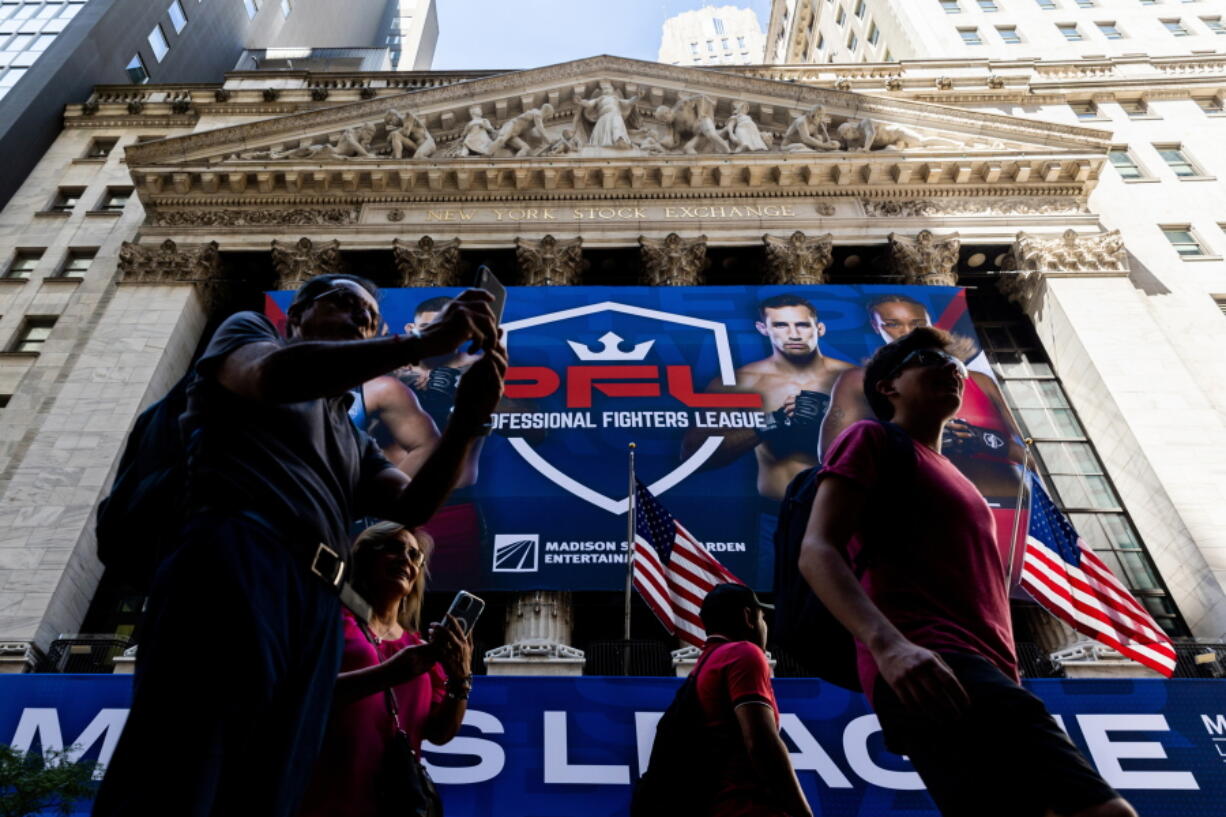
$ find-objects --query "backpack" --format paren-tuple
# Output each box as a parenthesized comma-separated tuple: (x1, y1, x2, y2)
(771, 420, 918, 690)
(630, 647, 740, 817)
(95, 374, 193, 592)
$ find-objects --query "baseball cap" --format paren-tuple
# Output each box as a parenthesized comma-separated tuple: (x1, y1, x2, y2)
(700, 583, 774, 634)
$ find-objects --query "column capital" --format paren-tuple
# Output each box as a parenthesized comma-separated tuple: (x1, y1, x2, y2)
(270, 237, 347, 290)
(516, 235, 586, 286)
(888, 230, 961, 287)
(763, 231, 833, 285)
(999, 229, 1129, 306)
(393, 236, 462, 287)
(640, 233, 709, 286)
(118, 239, 221, 286)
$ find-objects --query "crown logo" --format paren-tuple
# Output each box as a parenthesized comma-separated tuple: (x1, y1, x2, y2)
(567, 331, 655, 362)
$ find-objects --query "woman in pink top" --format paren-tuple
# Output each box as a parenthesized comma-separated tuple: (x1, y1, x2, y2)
(300, 522, 472, 817)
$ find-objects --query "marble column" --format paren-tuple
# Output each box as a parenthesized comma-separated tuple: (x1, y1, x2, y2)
(485, 237, 588, 676)
(762, 231, 833, 285)
(1000, 229, 1226, 673)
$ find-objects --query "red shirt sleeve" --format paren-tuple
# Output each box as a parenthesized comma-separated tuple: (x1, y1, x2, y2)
(819, 419, 888, 492)
(719, 642, 775, 708)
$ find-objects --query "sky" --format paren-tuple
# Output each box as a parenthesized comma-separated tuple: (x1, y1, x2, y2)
(431, 0, 773, 71)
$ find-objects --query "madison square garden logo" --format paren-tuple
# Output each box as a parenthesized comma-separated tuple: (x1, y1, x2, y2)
(493, 534, 540, 573)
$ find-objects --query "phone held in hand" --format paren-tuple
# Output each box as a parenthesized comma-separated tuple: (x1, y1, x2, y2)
(474, 266, 506, 325)
(447, 590, 486, 635)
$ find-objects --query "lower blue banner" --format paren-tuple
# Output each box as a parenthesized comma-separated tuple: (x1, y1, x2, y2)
(2, 675, 1224, 816)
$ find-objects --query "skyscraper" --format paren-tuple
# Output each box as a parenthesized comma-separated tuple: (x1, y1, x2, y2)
(0, 0, 438, 208)
(658, 5, 766, 66)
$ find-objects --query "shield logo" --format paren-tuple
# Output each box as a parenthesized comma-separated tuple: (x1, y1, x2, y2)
(500, 301, 747, 516)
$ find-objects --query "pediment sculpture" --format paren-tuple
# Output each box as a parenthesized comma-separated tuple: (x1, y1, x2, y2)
(226, 80, 1011, 164)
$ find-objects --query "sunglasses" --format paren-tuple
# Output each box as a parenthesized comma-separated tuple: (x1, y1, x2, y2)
(369, 540, 426, 567)
(309, 286, 379, 332)
(886, 348, 968, 381)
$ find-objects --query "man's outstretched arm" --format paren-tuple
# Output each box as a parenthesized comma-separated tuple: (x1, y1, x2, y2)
(215, 291, 497, 404)
(799, 475, 969, 720)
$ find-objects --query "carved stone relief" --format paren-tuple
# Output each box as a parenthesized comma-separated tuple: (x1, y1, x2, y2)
(1009, 229, 1128, 273)
(763, 232, 834, 285)
(640, 234, 709, 286)
(271, 237, 347, 290)
(118, 239, 221, 285)
(221, 80, 1006, 164)
(393, 236, 461, 287)
(150, 208, 357, 227)
(888, 230, 961, 287)
(865, 199, 1090, 217)
(516, 235, 587, 286)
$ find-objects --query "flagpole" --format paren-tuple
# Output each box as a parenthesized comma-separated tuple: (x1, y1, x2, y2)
(623, 443, 637, 675)
(1006, 438, 1035, 587)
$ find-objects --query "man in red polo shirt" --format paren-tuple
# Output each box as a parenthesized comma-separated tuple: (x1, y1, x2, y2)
(694, 583, 812, 817)
(799, 327, 1133, 817)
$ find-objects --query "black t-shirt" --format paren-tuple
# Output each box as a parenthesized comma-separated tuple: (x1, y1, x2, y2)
(182, 311, 394, 553)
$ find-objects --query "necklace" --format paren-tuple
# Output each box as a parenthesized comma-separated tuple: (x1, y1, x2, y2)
(368, 620, 400, 644)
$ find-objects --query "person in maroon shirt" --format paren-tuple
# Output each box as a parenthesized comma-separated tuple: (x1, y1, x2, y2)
(799, 327, 1133, 817)
(694, 583, 812, 817)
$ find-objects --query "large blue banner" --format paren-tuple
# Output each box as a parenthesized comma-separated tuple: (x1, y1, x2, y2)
(266, 284, 1024, 592)
(3, 675, 1224, 816)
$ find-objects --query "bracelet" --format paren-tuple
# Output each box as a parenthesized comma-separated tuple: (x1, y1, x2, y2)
(445, 676, 472, 700)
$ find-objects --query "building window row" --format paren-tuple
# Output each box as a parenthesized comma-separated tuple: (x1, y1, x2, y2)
(1069, 97, 1224, 120)
(1160, 223, 1226, 259)
(1105, 143, 1210, 181)
(43, 186, 133, 214)
(2, 247, 96, 280)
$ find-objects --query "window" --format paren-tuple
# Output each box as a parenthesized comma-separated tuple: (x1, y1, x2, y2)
(98, 187, 132, 211)
(168, 0, 187, 32)
(848, 31, 859, 50)
(836, 5, 847, 24)
(12, 318, 55, 353)
(1097, 21, 1124, 38)
(721, 37, 729, 50)
(243, 0, 259, 19)
(1163, 18, 1190, 35)
(690, 41, 698, 55)
(1203, 16, 1225, 33)
(59, 248, 96, 278)
(868, 23, 880, 44)
(706, 39, 714, 51)
(85, 137, 117, 159)
(1070, 101, 1099, 118)
(48, 187, 83, 212)
(978, 0, 999, 10)
(1074, 0, 1095, 6)
(940, 0, 961, 12)
(1108, 149, 1145, 179)
(125, 53, 149, 84)
(1119, 99, 1152, 118)
(3, 249, 42, 280)
(148, 24, 169, 62)
(1036, 0, 1057, 9)
(854, 0, 866, 17)
(1156, 145, 1201, 177)
(1058, 23, 1083, 40)
(737, 36, 746, 48)
(280, 0, 291, 15)
(713, 16, 725, 35)
(959, 27, 984, 44)
(998, 25, 1022, 43)
(1162, 226, 1205, 256)
(971, 290, 1186, 637)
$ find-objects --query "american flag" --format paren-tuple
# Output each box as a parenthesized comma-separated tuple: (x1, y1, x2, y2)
(631, 480, 743, 647)
(1020, 472, 1176, 677)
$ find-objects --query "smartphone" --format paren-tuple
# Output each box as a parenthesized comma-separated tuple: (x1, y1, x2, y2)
(474, 265, 507, 325)
(446, 590, 486, 635)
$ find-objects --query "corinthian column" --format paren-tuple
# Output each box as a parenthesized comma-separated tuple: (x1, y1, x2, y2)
(763, 231, 834, 284)
(392, 236, 461, 287)
(639, 233, 709, 286)
(270, 237, 346, 290)
(485, 239, 587, 676)
(888, 230, 961, 286)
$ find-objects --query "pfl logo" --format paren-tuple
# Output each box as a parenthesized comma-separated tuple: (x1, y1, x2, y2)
(493, 534, 539, 573)
(983, 431, 1006, 450)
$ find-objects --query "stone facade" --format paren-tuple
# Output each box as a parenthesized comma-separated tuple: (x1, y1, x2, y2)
(1, 53, 1225, 676)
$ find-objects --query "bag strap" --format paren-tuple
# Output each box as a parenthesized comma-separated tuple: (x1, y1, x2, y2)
(355, 619, 407, 732)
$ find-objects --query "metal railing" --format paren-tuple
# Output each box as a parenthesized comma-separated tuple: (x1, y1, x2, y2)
(584, 640, 674, 676)
(42, 634, 133, 674)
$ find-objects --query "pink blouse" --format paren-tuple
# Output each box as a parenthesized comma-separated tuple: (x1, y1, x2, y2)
(299, 609, 447, 817)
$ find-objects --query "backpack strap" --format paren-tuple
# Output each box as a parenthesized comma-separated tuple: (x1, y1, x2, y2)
(849, 420, 920, 575)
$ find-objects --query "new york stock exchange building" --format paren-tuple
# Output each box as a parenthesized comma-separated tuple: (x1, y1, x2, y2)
(2, 51, 1226, 814)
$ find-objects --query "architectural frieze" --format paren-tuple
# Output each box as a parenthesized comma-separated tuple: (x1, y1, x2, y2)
(117, 239, 222, 284)
(150, 208, 359, 227)
(864, 198, 1090, 217)
(997, 229, 1130, 307)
